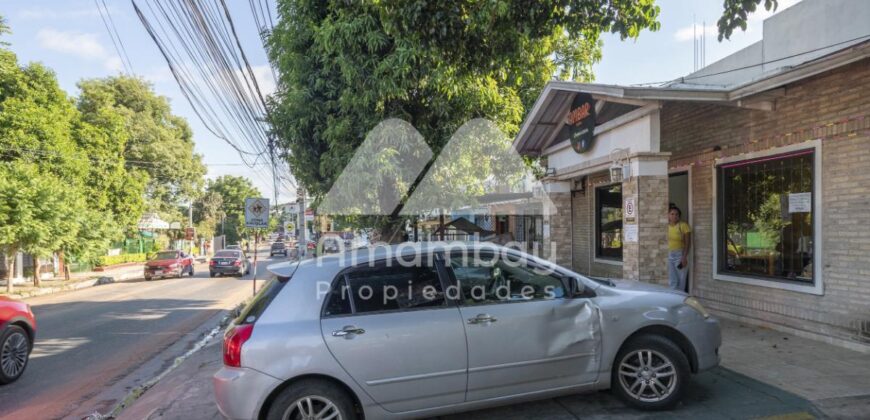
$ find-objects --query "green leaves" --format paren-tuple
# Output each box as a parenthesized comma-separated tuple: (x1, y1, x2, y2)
(0, 22, 204, 265)
(76, 76, 207, 219)
(267, 0, 663, 222)
(717, 0, 778, 41)
(0, 162, 82, 259)
(205, 176, 262, 244)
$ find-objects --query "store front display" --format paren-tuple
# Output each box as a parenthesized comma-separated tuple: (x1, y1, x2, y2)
(717, 149, 815, 283)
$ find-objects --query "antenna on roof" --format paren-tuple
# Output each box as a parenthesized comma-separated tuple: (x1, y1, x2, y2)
(692, 16, 708, 72)
(692, 15, 698, 72)
(702, 20, 706, 68)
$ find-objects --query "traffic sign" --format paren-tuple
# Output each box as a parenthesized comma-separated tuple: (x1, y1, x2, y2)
(245, 197, 270, 228)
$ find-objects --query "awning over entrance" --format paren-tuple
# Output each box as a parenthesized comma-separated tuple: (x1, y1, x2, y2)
(137, 213, 170, 230)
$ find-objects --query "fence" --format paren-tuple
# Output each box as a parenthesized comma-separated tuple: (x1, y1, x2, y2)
(110, 237, 156, 254)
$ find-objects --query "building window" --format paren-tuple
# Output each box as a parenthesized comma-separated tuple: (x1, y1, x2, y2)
(596, 184, 623, 260)
(717, 150, 814, 283)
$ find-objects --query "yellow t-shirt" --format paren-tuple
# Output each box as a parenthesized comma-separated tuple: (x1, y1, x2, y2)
(668, 221, 691, 252)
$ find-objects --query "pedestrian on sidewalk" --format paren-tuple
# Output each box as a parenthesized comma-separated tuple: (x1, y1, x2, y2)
(667, 205, 692, 292)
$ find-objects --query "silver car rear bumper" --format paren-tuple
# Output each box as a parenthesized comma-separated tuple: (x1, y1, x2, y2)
(214, 366, 281, 420)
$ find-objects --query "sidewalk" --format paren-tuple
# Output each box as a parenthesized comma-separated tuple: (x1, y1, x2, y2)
(1, 263, 146, 299)
(1, 261, 209, 299)
(719, 319, 870, 418)
(118, 318, 870, 419)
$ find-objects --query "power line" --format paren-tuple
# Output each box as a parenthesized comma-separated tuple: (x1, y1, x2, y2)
(632, 34, 870, 87)
(96, 0, 135, 74)
(102, 0, 136, 74)
(133, 0, 296, 204)
(133, 0, 269, 166)
(0, 144, 271, 169)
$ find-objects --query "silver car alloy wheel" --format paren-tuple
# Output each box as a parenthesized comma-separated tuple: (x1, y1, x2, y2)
(283, 395, 341, 420)
(1, 330, 28, 379)
(617, 349, 677, 402)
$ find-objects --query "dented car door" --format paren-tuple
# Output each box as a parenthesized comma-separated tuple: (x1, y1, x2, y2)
(447, 253, 601, 401)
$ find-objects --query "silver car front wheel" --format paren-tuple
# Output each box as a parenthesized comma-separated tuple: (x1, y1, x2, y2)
(617, 349, 677, 402)
(611, 334, 689, 410)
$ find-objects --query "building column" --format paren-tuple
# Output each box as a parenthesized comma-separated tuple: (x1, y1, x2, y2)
(542, 181, 572, 268)
(621, 154, 670, 285)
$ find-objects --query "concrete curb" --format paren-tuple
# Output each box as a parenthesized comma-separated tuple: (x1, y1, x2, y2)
(97, 300, 248, 420)
(3, 263, 209, 300)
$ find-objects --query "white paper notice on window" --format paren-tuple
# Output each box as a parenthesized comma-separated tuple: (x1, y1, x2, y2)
(624, 224, 638, 243)
(788, 192, 812, 213)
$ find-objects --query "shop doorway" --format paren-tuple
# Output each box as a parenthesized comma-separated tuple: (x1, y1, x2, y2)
(669, 171, 691, 292)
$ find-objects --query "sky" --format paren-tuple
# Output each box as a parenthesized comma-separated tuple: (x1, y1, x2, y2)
(2, 0, 799, 205)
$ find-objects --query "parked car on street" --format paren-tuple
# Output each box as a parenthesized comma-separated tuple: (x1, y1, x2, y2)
(209, 250, 251, 277)
(0, 296, 36, 385)
(269, 242, 287, 257)
(321, 237, 341, 254)
(144, 250, 195, 281)
(226, 244, 242, 251)
(213, 243, 720, 420)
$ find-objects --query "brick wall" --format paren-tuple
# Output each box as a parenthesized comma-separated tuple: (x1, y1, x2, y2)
(660, 58, 870, 345)
(571, 189, 590, 274)
(545, 191, 573, 268)
(622, 175, 669, 285)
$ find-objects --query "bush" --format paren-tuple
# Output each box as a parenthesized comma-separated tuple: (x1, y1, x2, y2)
(96, 253, 147, 267)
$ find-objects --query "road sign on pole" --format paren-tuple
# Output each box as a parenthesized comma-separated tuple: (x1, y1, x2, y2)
(245, 198, 270, 228)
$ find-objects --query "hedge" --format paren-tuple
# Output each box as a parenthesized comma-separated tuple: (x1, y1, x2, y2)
(96, 253, 148, 267)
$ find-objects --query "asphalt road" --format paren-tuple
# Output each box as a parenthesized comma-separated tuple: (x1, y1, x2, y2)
(0, 247, 284, 420)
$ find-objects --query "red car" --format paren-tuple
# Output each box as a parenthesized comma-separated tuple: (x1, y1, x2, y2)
(144, 250, 195, 281)
(0, 296, 36, 384)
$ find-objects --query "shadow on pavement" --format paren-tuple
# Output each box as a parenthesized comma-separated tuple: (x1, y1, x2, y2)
(0, 297, 224, 420)
(439, 367, 820, 419)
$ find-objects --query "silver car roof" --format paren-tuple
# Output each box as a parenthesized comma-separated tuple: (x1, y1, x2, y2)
(265, 242, 568, 279)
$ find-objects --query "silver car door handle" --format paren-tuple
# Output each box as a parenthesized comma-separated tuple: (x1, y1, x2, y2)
(467, 314, 497, 324)
(332, 327, 365, 337)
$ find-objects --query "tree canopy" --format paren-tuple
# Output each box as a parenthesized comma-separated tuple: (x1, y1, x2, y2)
(76, 76, 207, 223)
(0, 37, 115, 284)
(0, 17, 208, 283)
(267, 0, 660, 238)
(267, 0, 777, 239)
(205, 175, 262, 245)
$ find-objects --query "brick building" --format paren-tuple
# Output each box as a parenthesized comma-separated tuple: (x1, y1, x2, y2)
(514, 0, 870, 350)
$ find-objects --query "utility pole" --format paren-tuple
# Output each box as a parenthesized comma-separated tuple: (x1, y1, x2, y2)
(268, 136, 279, 213)
(297, 185, 306, 259)
(188, 201, 194, 256)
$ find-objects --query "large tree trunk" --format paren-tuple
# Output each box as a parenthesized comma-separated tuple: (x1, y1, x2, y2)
(59, 250, 70, 281)
(33, 257, 41, 287)
(376, 217, 406, 244)
(6, 249, 15, 294)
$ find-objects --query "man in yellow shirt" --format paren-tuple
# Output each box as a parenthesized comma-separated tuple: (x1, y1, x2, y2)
(668, 206, 692, 291)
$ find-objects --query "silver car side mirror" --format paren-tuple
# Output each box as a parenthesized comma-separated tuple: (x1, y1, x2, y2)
(572, 277, 596, 298)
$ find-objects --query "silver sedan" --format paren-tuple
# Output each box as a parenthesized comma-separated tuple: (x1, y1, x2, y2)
(214, 243, 720, 420)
